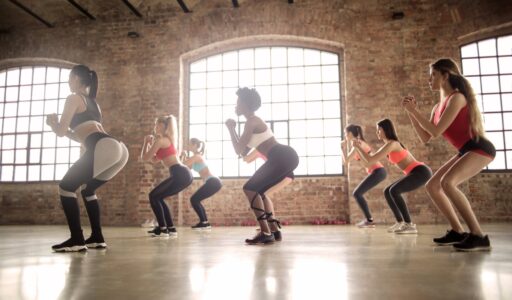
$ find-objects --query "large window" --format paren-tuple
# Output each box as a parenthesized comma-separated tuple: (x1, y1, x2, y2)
(188, 47, 343, 177)
(0, 66, 80, 182)
(461, 34, 512, 170)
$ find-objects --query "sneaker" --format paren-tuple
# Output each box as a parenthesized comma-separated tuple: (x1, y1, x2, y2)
(141, 219, 155, 228)
(394, 223, 418, 234)
(192, 222, 211, 230)
(52, 237, 87, 252)
(453, 234, 491, 252)
(85, 235, 107, 249)
(387, 222, 404, 233)
(272, 230, 282, 241)
(167, 227, 178, 237)
(245, 232, 275, 245)
(356, 219, 376, 228)
(433, 230, 468, 246)
(148, 227, 169, 237)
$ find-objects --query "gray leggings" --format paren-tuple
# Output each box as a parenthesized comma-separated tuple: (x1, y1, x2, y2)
(384, 164, 432, 223)
(353, 167, 387, 220)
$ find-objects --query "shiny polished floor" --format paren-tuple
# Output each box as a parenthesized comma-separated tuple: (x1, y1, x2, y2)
(0, 224, 511, 300)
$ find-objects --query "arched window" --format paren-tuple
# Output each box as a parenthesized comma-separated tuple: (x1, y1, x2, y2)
(188, 46, 343, 177)
(460, 34, 512, 170)
(0, 66, 80, 182)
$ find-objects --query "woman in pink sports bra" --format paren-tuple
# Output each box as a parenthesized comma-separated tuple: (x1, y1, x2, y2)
(341, 124, 387, 228)
(401, 58, 495, 251)
(353, 119, 432, 234)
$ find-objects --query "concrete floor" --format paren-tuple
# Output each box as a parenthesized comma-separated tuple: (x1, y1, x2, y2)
(0, 224, 511, 300)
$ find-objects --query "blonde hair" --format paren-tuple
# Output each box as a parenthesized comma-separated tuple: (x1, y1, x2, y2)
(155, 115, 178, 146)
(431, 58, 485, 140)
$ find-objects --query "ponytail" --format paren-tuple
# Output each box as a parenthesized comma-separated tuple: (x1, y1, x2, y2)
(345, 124, 365, 141)
(71, 64, 98, 100)
(89, 70, 98, 100)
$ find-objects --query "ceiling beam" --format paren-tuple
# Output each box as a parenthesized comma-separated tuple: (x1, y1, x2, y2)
(176, 0, 191, 13)
(122, 0, 143, 18)
(8, 0, 54, 28)
(232, 0, 239, 8)
(288, 0, 294, 3)
(67, 0, 96, 20)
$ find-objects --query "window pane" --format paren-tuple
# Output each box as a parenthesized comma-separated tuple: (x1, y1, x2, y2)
(206, 88, 222, 106)
(29, 116, 44, 132)
(30, 133, 42, 148)
(28, 165, 40, 181)
(288, 48, 304, 67)
(324, 119, 341, 137)
(2, 135, 15, 149)
(15, 150, 27, 164)
(2, 150, 14, 163)
(239, 49, 254, 69)
(16, 134, 28, 148)
(306, 120, 323, 137)
(305, 101, 322, 119)
(16, 117, 29, 133)
(289, 102, 305, 120)
(30, 149, 41, 163)
(323, 83, 340, 100)
(487, 151, 505, 170)
(33, 67, 46, 84)
(325, 156, 342, 174)
(190, 73, 206, 89)
(4, 103, 17, 117)
(307, 156, 324, 175)
(55, 148, 70, 163)
(60, 69, 70, 82)
(487, 132, 504, 150)
(482, 94, 501, 112)
(505, 131, 512, 149)
(478, 39, 496, 56)
(324, 138, 342, 155)
(271, 85, 287, 102)
(20, 67, 33, 85)
(206, 124, 223, 141)
(322, 65, 339, 82)
(257, 85, 271, 103)
(504, 113, 512, 130)
(207, 55, 222, 71)
(462, 59, 479, 75)
(498, 57, 512, 74)
(255, 69, 271, 85)
(272, 103, 288, 120)
(1, 165, 13, 181)
(223, 51, 238, 70)
(5, 87, 18, 102)
(288, 67, 304, 84)
(44, 99, 58, 115)
(59, 83, 70, 98)
(42, 132, 56, 147)
(289, 84, 305, 102)
(222, 158, 237, 176)
(323, 101, 341, 118)
(271, 47, 287, 68)
(190, 89, 206, 107)
(290, 121, 306, 138)
(304, 49, 321, 66)
(3, 118, 16, 133)
(481, 76, 500, 93)
(498, 35, 512, 55)
(13, 166, 26, 181)
(461, 43, 478, 58)
(321, 52, 338, 65)
(206, 106, 223, 123)
(483, 113, 503, 130)
(500, 75, 512, 93)
(55, 164, 68, 180)
(46, 67, 60, 83)
(45, 83, 59, 99)
(480, 58, 498, 75)
(273, 122, 288, 140)
(305, 84, 322, 101)
(32, 85, 45, 100)
(70, 147, 80, 162)
(19, 86, 31, 101)
(466, 76, 481, 94)
(307, 138, 324, 156)
(6, 68, 20, 86)
(239, 70, 254, 86)
(223, 70, 238, 88)
(0, 88, 4, 101)
(271, 68, 287, 85)
(190, 107, 206, 124)
(191, 59, 206, 72)
(42, 148, 56, 164)
(502, 93, 512, 111)
(304, 66, 321, 83)
(41, 164, 54, 180)
(206, 72, 222, 88)
(255, 48, 270, 68)
(0, 70, 6, 86)
(31, 101, 44, 115)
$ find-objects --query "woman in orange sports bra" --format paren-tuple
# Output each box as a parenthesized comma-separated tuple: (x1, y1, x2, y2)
(401, 58, 495, 251)
(341, 124, 387, 228)
(353, 119, 432, 234)
(140, 115, 193, 238)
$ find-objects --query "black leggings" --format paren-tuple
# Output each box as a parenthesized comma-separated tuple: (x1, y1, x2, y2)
(191, 177, 222, 222)
(353, 167, 387, 220)
(384, 164, 432, 223)
(243, 144, 299, 219)
(149, 164, 193, 228)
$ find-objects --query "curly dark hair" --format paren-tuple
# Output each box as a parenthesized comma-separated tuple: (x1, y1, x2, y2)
(236, 87, 261, 112)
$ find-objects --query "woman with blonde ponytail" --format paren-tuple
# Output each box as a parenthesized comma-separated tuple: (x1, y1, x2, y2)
(182, 138, 222, 230)
(402, 58, 495, 251)
(140, 115, 193, 238)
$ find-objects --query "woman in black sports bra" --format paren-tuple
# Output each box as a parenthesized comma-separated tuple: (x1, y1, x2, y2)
(46, 65, 129, 252)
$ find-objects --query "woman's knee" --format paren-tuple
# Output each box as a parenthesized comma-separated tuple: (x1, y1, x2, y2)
(426, 177, 441, 194)
(440, 174, 457, 191)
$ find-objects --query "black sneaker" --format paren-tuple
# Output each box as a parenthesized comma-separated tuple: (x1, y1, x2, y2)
(52, 237, 87, 252)
(453, 234, 491, 252)
(167, 227, 178, 237)
(272, 230, 282, 242)
(245, 232, 275, 245)
(85, 235, 107, 249)
(148, 227, 170, 237)
(433, 230, 468, 245)
(192, 222, 212, 231)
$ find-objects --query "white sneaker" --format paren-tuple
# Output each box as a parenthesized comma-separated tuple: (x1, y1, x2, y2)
(356, 219, 375, 228)
(387, 222, 404, 233)
(395, 223, 418, 234)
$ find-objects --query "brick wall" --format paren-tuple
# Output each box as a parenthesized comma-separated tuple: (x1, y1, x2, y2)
(0, 0, 511, 226)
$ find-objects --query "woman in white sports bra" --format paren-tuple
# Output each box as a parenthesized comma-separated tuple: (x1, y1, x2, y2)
(46, 64, 129, 252)
(225, 87, 299, 245)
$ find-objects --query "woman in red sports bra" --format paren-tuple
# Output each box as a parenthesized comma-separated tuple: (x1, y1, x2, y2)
(341, 124, 387, 228)
(140, 115, 193, 238)
(353, 119, 432, 234)
(402, 58, 495, 251)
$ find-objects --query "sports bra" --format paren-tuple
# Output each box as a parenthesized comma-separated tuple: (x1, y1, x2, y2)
(387, 149, 409, 164)
(433, 91, 473, 150)
(354, 144, 384, 174)
(192, 161, 208, 173)
(155, 144, 177, 160)
(69, 94, 102, 130)
(247, 125, 274, 148)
